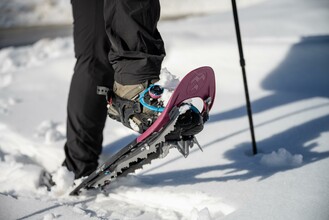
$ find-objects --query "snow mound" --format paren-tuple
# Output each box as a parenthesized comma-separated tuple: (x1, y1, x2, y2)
(260, 148, 303, 168)
(50, 166, 75, 197)
(158, 67, 180, 90)
(157, 68, 180, 106)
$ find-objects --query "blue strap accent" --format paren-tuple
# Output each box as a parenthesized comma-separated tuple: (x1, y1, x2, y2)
(190, 104, 200, 113)
(139, 85, 165, 112)
(139, 85, 201, 114)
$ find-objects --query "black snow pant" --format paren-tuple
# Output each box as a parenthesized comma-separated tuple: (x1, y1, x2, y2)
(63, 0, 165, 179)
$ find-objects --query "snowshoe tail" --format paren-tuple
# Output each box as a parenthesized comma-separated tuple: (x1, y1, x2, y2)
(70, 106, 204, 195)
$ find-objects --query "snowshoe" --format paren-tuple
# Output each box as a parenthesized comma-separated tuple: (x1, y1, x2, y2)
(70, 66, 216, 195)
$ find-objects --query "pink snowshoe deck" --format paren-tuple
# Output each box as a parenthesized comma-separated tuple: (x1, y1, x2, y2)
(137, 66, 216, 143)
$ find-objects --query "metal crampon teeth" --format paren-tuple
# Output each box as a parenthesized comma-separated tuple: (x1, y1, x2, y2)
(92, 107, 180, 189)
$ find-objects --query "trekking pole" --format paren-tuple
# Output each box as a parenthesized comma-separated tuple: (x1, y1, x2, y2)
(231, 0, 258, 155)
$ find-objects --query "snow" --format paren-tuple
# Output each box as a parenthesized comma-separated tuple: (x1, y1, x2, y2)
(1, 0, 329, 219)
(50, 166, 75, 197)
(0, 0, 266, 28)
(0, 0, 72, 28)
(157, 68, 180, 106)
(0, 38, 73, 77)
(259, 148, 303, 168)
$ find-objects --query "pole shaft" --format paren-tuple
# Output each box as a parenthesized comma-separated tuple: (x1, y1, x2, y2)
(231, 0, 258, 155)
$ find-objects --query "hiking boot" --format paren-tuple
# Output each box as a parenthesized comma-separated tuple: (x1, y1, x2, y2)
(107, 80, 164, 133)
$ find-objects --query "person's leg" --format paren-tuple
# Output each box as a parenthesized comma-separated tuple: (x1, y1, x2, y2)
(103, 0, 166, 133)
(63, 0, 114, 179)
(104, 0, 165, 85)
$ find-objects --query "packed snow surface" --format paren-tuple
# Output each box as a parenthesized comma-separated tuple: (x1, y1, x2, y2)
(1, 0, 329, 219)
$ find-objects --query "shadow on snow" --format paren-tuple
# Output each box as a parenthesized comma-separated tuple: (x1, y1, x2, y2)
(139, 35, 329, 185)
